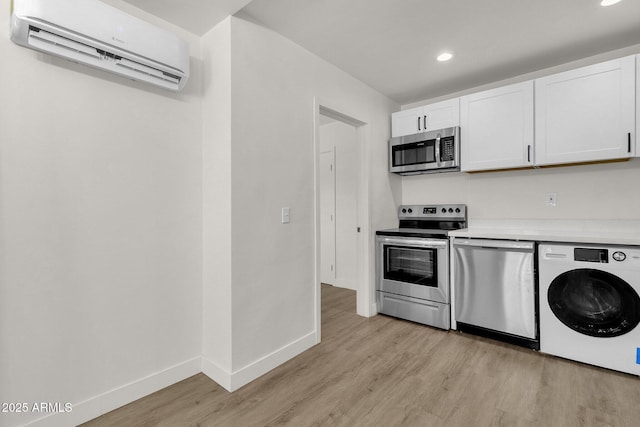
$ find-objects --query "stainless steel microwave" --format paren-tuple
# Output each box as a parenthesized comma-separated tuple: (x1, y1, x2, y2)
(389, 126, 460, 175)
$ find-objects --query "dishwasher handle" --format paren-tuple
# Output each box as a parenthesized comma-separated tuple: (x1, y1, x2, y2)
(453, 239, 534, 251)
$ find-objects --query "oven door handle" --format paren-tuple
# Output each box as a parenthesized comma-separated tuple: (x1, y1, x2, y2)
(377, 236, 448, 249)
(382, 295, 441, 311)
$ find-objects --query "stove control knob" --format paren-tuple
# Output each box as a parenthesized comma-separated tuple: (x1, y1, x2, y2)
(401, 208, 407, 213)
(448, 208, 454, 213)
(408, 208, 413, 213)
(455, 208, 461, 213)
(441, 208, 447, 213)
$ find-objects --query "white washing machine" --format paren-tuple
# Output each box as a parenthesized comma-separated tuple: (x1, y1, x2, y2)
(539, 243, 640, 375)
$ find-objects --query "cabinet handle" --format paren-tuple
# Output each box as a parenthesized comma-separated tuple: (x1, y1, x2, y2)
(424, 115, 427, 130)
(527, 145, 531, 163)
(629, 133, 632, 153)
(418, 116, 421, 131)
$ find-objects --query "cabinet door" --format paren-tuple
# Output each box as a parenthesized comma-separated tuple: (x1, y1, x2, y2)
(460, 81, 534, 172)
(391, 106, 422, 137)
(535, 56, 635, 166)
(423, 98, 460, 131)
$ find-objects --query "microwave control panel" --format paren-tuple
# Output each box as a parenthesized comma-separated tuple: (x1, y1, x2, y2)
(441, 136, 455, 161)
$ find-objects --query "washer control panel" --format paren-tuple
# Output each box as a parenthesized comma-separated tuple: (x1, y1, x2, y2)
(542, 244, 640, 265)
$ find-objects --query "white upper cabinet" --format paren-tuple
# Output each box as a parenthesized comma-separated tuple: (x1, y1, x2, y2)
(460, 81, 534, 172)
(391, 98, 459, 138)
(391, 106, 423, 137)
(535, 55, 636, 166)
(422, 98, 460, 132)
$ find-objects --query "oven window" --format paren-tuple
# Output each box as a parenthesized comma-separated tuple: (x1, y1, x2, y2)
(384, 245, 438, 287)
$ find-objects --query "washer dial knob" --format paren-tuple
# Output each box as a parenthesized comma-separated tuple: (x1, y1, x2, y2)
(612, 251, 626, 262)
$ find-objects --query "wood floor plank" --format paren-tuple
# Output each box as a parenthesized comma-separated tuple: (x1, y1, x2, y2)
(82, 285, 640, 427)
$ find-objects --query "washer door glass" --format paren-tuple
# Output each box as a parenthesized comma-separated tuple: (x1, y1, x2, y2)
(548, 268, 640, 338)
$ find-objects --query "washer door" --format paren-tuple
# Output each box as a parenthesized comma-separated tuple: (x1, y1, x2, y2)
(548, 269, 640, 338)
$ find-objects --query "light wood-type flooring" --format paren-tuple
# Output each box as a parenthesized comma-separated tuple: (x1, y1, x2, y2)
(83, 285, 640, 427)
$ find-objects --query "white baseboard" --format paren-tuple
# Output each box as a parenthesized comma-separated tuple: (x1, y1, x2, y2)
(24, 357, 201, 427)
(201, 331, 318, 392)
(20, 333, 318, 426)
(201, 356, 232, 392)
(230, 331, 317, 391)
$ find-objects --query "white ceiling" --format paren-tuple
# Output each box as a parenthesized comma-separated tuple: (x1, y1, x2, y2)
(121, 0, 640, 105)
(120, 0, 254, 36)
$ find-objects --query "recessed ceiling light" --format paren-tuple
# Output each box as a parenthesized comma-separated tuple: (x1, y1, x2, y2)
(437, 52, 454, 62)
(601, 0, 622, 6)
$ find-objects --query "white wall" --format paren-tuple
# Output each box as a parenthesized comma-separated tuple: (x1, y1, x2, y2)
(0, 1, 203, 426)
(230, 15, 399, 371)
(200, 17, 233, 389)
(403, 159, 640, 221)
(199, 15, 399, 390)
(320, 121, 359, 290)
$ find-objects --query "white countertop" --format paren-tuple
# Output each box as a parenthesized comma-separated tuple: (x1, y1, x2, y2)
(449, 219, 640, 246)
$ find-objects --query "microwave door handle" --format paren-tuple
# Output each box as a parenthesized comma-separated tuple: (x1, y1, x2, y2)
(435, 133, 442, 166)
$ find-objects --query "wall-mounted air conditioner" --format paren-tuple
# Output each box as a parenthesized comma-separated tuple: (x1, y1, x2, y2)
(10, 0, 190, 91)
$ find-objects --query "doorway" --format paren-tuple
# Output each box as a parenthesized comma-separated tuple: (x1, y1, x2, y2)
(319, 119, 358, 290)
(313, 100, 371, 343)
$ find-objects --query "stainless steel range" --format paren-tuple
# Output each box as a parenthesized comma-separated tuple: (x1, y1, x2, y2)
(375, 204, 467, 329)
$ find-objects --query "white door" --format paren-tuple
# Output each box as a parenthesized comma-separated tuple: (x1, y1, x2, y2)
(535, 55, 635, 166)
(320, 149, 336, 285)
(461, 81, 534, 171)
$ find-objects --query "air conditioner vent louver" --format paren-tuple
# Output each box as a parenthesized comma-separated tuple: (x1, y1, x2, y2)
(29, 26, 101, 61)
(11, 0, 190, 91)
(117, 58, 181, 85)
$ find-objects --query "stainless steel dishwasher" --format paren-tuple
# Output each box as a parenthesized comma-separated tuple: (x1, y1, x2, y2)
(453, 238, 538, 349)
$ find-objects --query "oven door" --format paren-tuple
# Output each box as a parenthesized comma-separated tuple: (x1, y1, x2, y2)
(376, 235, 449, 304)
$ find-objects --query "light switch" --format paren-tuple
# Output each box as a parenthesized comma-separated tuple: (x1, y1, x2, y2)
(282, 207, 291, 224)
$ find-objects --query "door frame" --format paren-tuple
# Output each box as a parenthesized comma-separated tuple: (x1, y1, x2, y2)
(313, 97, 372, 343)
